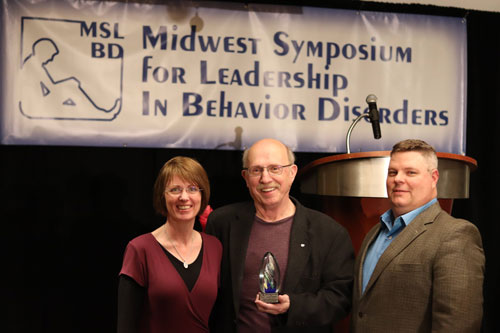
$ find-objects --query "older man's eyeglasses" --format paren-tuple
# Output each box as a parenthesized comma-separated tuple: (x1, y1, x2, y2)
(243, 164, 292, 177)
(165, 186, 202, 196)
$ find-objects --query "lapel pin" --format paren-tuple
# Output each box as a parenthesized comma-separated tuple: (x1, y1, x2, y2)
(300, 243, 305, 247)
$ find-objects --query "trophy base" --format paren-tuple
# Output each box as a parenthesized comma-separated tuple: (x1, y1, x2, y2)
(259, 291, 279, 304)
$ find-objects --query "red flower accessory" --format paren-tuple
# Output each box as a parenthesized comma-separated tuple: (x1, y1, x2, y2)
(199, 205, 213, 231)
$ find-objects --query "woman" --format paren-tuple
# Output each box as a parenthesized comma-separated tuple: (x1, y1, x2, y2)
(117, 156, 222, 333)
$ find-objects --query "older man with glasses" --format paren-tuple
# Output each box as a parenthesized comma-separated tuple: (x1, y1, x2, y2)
(206, 138, 354, 333)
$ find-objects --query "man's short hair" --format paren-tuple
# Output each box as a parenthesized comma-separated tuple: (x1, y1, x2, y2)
(242, 142, 296, 168)
(391, 139, 438, 170)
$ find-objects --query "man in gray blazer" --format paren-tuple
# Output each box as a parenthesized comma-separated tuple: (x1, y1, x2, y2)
(351, 139, 485, 332)
(206, 138, 354, 332)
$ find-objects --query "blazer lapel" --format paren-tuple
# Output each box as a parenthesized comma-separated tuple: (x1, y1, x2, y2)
(363, 203, 442, 296)
(229, 203, 255, 314)
(282, 199, 311, 292)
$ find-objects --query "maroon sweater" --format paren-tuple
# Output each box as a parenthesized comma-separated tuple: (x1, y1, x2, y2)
(120, 232, 222, 333)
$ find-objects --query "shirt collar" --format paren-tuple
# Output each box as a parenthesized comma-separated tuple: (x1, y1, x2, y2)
(380, 198, 438, 230)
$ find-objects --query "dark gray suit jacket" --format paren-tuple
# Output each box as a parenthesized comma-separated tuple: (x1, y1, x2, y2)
(205, 197, 354, 332)
(351, 202, 485, 332)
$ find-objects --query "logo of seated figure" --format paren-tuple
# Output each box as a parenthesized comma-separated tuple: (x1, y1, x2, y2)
(19, 17, 123, 121)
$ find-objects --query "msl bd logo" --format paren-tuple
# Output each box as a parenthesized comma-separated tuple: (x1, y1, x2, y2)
(18, 17, 123, 121)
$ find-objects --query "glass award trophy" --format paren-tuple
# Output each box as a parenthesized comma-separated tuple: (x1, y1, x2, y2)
(258, 252, 281, 303)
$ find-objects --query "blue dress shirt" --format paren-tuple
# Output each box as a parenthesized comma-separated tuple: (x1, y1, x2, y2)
(361, 198, 437, 293)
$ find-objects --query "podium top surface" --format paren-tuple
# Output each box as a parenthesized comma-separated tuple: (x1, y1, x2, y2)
(300, 151, 477, 176)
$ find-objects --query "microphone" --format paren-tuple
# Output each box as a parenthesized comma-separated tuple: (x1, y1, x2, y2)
(366, 94, 381, 139)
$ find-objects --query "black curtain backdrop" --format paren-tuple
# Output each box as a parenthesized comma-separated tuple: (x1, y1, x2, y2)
(1, 1, 499, 332)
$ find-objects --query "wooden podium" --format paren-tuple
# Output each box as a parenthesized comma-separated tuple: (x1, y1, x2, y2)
(299, 151, 477, 254)
(298, 151, 477, 332)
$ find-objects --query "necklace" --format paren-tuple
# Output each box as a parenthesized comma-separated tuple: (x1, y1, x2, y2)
(164, 224, 193, 269)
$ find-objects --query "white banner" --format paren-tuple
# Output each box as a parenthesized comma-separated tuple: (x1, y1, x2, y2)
(0, 0, 467, 153)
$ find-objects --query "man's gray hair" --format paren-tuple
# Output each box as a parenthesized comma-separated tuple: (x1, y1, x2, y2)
(242, 143, 296, 168)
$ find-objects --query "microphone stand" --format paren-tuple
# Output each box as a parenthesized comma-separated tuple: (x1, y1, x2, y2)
(345, 113, 370, 154)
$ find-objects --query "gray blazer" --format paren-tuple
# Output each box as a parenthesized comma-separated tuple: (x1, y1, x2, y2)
(206, 197, 354, 332)
(351, 202, 485, 332)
